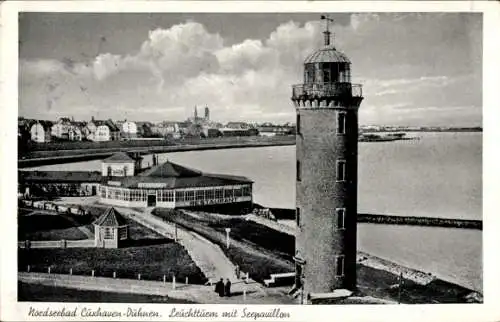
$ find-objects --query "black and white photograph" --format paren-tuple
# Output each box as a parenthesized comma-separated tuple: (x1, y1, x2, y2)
(1, 1, 499, 321)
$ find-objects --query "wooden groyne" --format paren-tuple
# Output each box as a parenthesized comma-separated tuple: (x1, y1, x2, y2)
(358, 213, 482, 230)
(265, 207, 481, 230)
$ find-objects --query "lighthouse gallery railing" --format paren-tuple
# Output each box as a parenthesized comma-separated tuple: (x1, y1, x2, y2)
(292, 82, 363, 99)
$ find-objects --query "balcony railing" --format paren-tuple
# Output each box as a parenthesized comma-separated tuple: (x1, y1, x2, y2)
(292, 82, 363, 99)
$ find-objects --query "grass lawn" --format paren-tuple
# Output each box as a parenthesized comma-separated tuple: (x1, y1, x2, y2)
(18, 213, 92, 241)
(18, 282, 196, 303)
(153, 209, 293, 283)
(18, 242, 207, 284)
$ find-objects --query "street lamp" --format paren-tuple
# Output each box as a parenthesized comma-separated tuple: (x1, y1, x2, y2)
(225, 228, 231, 249)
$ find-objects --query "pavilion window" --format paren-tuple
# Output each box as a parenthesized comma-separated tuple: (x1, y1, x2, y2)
(107, 166, 112, 176)
(242, 185, 251, 197)
(103, 227, 114, 240)
(119, 228, 127, 240)
(176, 190, 185, 202)
(234, 186, 243, 197)
(215, 188, 224, 200)
(224, 189, 233, 198)
(195, 190, 204, 201)
(166, 190, 174, 202)
(186, 190, 195, 201)
(206, 189, 215, 200)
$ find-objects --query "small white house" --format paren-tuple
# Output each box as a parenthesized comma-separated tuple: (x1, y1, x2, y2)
(30, 121, 52, 143)
(51, 117, 72, 139)
(68, 127, 83, 141)
(121, 121, 138, 139)
(101, 152, 138, 177)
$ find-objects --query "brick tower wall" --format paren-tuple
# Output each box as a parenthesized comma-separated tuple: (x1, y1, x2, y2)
(296, 105, 359, 294)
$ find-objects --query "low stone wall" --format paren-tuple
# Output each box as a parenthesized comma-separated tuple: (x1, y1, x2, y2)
(18, 239, 94, 249)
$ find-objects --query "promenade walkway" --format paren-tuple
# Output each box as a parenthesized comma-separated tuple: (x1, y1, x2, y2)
(53, 197, 262, 285)
(19, 273, 292, 304)
(117, 207, 239, 285)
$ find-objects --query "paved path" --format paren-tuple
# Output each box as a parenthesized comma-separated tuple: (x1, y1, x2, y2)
(116, 207, 239, 285)
(19, 273, 292, 304)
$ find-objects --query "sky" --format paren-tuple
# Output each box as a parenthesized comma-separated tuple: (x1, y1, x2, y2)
(18, 12, 482, 126)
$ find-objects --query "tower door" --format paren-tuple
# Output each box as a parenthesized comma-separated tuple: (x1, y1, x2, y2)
(295, 263, 303, 288)
(147, 194, 156, 207)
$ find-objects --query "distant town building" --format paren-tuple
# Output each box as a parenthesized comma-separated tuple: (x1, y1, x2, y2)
(30, 121, 53, 143)
(151, 121, 180, 139)
(226, 122, 250, 130)
(93, 207, 129, 248)
(219, 128, 258, 137)
(68, 126, 83, 141)
(86, 117, 120, 141)
(204, 105, 210, 121)
(121, 120, 138, 139)
(99, 153, 253, 209)
(51, 117, 73, 139)
(257, 125, 294, 137)
(136, 121, 154, 138)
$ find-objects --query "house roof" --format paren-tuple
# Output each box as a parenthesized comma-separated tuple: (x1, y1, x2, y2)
(34, 120, 53, 131)
(103, 152, 137, 163)
(59, 117, 72, 123)
(18, 170, 102, 183)
(94, 207, 128, 227)
(139, 161, 201, 178)
(304, 45, 351, 64)
(92, 120, 120, 132)
(103, 160, 252, 189)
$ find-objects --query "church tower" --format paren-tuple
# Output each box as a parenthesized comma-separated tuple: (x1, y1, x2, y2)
(292, 15, 363, 303)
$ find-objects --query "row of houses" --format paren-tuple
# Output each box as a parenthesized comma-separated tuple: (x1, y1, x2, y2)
(18, 116, 297, 144)
(18, 117, 183, 143)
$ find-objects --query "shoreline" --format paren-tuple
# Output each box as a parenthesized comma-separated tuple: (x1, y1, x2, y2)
(18, 139, 295, 168)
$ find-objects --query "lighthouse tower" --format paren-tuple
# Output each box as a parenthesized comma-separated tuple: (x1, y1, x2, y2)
(291, 16, 363, 302)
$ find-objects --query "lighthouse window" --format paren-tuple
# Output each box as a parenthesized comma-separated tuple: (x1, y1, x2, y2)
(296, 114, 301, 135)
(336, 256, 345, 276)
(296, 207, 301, 227)
(296, 161, 301, 182)
(337, 160, 346, 181)
(336, 208, 346, 229)
(337, 112, 346, 134)
(336, 160, 346, 182)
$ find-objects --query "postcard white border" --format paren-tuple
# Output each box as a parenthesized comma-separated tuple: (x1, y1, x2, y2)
(1, 1, 499, 321)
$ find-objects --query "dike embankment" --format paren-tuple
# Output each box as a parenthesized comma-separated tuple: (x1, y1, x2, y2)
(18, 138, 295, 168)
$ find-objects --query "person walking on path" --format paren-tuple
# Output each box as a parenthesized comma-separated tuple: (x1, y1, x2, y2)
(235, 265, 240, 279)
(215, 278, 224, 297)
(224, 278, 232, 297)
